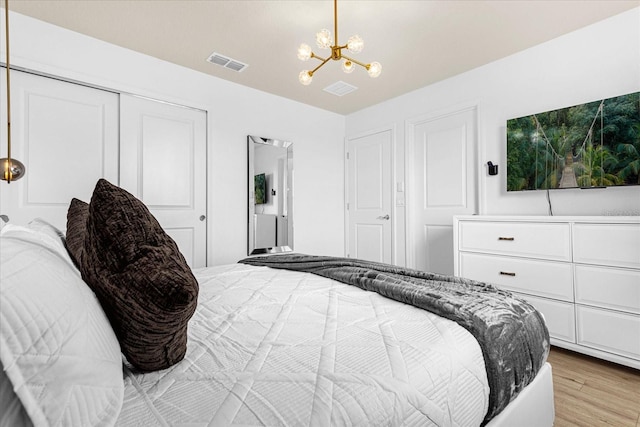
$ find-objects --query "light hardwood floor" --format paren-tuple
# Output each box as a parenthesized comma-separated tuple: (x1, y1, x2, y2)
(548, 346, 640, 427)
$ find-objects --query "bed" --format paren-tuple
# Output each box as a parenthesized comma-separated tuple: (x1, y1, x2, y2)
(0, 180, 554, 427)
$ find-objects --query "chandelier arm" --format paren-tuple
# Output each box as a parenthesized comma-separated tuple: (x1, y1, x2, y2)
(310, 52, 328, 62)
(310, 56, 332, 75)
(341, 54, 369, 70)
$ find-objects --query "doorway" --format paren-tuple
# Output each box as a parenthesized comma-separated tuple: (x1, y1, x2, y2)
(346, 128, 393, 263)
(406, 106, 478, 274)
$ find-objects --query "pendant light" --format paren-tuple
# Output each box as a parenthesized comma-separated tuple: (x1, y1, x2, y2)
(1, 0, 25, 183)
(297, 0, 381, 85)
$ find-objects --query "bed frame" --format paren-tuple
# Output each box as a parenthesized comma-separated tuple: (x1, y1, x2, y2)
(486, 362, 554, 426)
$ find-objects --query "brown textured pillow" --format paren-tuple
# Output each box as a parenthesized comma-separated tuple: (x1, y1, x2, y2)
(78, 178, 198, 371)
(66, 198, 89, 267)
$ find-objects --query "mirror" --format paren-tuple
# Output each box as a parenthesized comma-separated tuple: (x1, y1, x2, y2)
(248, 135, 293, 255)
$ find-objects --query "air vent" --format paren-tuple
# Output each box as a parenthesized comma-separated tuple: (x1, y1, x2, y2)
(323, 81, 358, 96)
(206, 52, 248, 72)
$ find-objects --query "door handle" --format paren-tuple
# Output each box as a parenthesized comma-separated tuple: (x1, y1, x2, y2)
(377, 214, 390, 220)
(199, 215, 206, 221)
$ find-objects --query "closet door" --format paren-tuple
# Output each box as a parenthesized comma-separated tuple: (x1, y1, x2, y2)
(0, 71, 118, 230)
(119, 94, 207, 268)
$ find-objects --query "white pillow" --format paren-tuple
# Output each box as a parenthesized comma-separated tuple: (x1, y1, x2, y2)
(0, 220, 124, 427)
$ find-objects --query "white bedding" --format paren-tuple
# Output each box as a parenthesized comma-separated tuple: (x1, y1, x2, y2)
(116, 263, 490, 426)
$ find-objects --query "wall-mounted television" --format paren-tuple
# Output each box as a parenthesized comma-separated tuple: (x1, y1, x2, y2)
(255, 173, 267, 204)
(506, 91, 639, 191)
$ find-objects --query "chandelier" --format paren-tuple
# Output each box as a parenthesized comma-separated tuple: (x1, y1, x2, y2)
(297, 0, 381, 85)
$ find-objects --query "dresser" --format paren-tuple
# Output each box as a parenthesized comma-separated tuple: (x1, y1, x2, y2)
(453, 215, 640, 369)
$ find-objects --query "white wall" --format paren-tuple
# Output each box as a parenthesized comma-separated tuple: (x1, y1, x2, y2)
(346, 8, 640, 266)
(1, 11, 346, 266)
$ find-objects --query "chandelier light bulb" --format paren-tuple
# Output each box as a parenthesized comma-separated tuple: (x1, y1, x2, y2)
(297, 43, 312, 61)
(342, 60, 355, 74)
(367, 61, 382, 78)
(315, 29, 332, 49)
(347, 35, 364, 53)
(299, 70, 313, 85)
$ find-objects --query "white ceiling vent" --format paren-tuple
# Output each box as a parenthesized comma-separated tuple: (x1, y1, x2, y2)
(206, 52, 248, 72)
(323, 81, 358, 97)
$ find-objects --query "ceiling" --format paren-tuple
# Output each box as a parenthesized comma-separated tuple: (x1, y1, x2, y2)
(7, 0, 639, 115)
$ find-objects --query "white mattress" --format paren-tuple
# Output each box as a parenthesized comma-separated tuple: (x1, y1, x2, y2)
(116, 263, 490, 426)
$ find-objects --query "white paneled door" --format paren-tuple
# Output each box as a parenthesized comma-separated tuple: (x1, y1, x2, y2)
(119, 95, 207, 268)
(346, 129, 392, 264)
(0, 71, 119, 229)
(408, 107, 477, 275)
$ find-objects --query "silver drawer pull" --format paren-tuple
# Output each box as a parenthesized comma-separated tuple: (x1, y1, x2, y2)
(499, 271, 516, 277)
(498, 237, 514, 241)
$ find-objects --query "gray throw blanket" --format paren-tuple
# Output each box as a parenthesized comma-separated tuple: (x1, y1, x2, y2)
(239, 254, 550, 424)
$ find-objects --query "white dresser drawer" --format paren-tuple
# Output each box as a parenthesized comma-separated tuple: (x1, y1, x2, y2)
(458, 221, 571, 261)
(460, 252, 573, 301)
(516, 293, 576, 343)
(575, 265, 640, 314)
(573, 223, 640, 269)
(576, 305, 640, 361)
